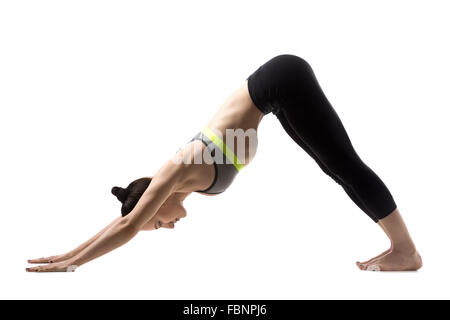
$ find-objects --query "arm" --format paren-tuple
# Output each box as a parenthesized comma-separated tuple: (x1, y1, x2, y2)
(28, 217, 121, 264)
(71, 165, 181, 266)
(26, 160, 184, 272)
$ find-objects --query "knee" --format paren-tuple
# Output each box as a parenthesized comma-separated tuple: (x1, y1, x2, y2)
(324, 156, 366, 183)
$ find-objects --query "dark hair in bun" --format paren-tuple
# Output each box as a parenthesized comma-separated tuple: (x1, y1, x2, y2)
(111, 177, 152, 217)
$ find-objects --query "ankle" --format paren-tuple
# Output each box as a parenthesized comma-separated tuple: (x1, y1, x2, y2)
(391, 242, 417, 255)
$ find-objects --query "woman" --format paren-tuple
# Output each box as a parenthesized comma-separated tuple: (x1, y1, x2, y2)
(27, 54, 422, 272)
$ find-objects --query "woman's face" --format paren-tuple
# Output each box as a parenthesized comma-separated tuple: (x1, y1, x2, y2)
(142, 193, 187, 230)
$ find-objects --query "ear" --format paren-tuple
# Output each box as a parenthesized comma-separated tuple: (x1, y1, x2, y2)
(111, 186, 129, 203)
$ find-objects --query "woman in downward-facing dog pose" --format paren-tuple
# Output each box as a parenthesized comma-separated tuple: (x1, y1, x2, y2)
(27, 54, 422, 272)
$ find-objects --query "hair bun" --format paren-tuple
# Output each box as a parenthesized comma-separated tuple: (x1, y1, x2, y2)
(111, 186, 130, 203)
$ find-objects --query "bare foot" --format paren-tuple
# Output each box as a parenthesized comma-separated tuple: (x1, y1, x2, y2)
(356, 247, 392, 270)
(358, 249, 422, 271)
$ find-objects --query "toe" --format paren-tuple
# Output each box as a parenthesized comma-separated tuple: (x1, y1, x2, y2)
(356, 262, 366, 270)
(366, 264, 381, 272)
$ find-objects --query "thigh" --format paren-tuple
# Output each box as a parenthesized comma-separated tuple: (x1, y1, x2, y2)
(276, 109, 321, 163)
(280, 92, 359, 168)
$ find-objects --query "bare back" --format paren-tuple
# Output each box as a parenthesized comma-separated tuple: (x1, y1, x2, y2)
(172, 81, 264, 194)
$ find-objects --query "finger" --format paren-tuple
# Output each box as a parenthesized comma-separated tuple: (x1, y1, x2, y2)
(26, 265, 51, 272)
(28, 258, 49, 264)
(28, 257, 56, 264)
(26, 265, 62, 273)
(26, 266, 42, 272)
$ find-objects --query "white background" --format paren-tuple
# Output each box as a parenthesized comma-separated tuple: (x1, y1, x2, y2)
(1, 0, 449, 299)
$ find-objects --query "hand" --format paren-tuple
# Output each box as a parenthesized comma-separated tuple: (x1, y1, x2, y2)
(28, 254, 70, 264)
(26, 260, 78, 273)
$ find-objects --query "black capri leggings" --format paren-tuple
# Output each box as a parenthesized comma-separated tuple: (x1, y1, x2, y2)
(247, 54, 397, 222)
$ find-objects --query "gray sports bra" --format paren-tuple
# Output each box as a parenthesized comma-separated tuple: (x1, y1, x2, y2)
(189, 126, 244, 195)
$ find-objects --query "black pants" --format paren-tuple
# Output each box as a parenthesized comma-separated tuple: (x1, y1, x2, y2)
(247, 54, 397, 222)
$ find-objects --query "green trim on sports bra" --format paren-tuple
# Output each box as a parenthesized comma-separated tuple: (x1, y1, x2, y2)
(201, 126, 244, 172)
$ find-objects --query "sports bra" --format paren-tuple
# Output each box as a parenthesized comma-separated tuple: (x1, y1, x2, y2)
(190, 126, 244, 195)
